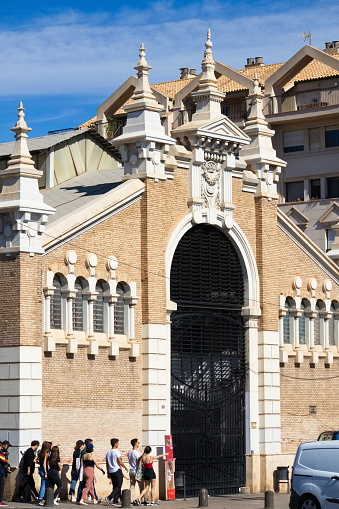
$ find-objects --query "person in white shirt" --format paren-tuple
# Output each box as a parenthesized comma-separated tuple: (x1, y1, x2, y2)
(128, 439, 143, 503)
(105, 439, 128, 507)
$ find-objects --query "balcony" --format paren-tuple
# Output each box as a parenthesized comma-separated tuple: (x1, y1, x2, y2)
(264, 86, 339, 115)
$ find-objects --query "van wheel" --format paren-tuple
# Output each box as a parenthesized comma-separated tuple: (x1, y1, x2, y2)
(299, 494, 320, 509)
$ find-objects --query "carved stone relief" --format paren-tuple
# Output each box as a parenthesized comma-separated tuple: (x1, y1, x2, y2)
(201, 160, 221, 209)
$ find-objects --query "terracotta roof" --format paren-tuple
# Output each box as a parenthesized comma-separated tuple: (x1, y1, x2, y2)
(293, 53, 339, 83)
(78, 116, 97, 129)
(77, 53, 339, 128)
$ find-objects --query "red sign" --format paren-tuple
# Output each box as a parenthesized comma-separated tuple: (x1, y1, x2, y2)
(164, 435, 175, 499)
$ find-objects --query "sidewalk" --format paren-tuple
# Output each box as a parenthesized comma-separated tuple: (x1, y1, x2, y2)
(2, 493, 290, 509)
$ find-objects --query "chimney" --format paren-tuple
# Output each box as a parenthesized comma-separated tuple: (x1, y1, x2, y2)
(245, 57, 264, 68)
(324, 41, 339, 54)
(179, 67, 197, 79)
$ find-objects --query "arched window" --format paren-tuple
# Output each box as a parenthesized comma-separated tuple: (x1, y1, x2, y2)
(51, 275, 62, 329)
(115, 283, 125, 334)
(73, 278, 84, 331)
(329, 301, 336, 346)
(93, 280, 105, 333)
(314, 300, 323, 345)
(283, 297, 295, 344)
(299, 299, 310, 345)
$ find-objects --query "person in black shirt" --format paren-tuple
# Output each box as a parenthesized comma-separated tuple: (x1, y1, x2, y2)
(22, 440, 40, 502)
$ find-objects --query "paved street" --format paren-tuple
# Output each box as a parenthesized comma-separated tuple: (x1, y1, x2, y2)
(2, 493, 290, 509)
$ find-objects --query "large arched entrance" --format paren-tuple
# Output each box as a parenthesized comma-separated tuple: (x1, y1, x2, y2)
(170, 224, 245, 496)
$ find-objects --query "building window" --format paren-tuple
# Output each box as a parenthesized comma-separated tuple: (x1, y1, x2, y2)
(286, 181, 304, 202)
(314, 300, 325, 346)
(73, 278, 84, 331)
(309, 127, 321, 150)
(115, 283, 125, 334)
(51, 275, 62, 329)
(93, 280, 104, 333)
(283, 297, 295, 343)
(327, 177, 339, 198)
(325, 125, 339, 148)
(326, 229, 335, 252)
(299, 300, 306, 344)
(329, 302, 335, 346)
(310, 179, 321, 199)
(283, 130, 304, 153)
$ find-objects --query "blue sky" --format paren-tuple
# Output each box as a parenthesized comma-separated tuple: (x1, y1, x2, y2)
(0, 0, 338, 142)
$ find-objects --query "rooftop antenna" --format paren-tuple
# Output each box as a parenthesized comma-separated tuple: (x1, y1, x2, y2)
(300, 30, 311, 45)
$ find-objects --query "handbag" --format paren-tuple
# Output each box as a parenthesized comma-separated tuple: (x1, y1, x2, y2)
(135, 464, 144, 481)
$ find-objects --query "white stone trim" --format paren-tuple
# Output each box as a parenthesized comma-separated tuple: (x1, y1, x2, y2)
(142, 323, 170, 448)
(0, 346, 42, 466)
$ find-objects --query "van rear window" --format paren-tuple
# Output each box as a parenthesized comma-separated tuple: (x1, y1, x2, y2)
(299, 449, 315, 469)
(315, 449, 339, 473)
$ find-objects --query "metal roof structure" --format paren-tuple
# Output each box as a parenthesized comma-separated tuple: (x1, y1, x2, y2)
(0, 127, 119, 158)
(42, 166, 124, 224)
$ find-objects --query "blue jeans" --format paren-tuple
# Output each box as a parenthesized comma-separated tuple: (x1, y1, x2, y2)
(69, 470, 79, 496)
(38, 466, 48, 500)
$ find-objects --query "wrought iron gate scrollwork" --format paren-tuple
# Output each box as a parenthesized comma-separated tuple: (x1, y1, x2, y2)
(170, 225, 246, 497)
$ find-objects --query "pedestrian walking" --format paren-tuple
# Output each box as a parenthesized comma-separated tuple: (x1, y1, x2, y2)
(38, 442, 52, 505)
(77, 439, 100, 503)
(79, 443, 105, 505)
(128, 439, 143, 502)
(0, 442, 10, 506)
(137, 447, 168, 506)
(105, 439, 128, 507)
(69, 440, 84, 502)
(21, 440, 40, 502)
(47, 446, 62, 505)
(0, 441, 11, 501)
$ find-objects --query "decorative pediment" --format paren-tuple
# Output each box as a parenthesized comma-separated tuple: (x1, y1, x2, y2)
(286, 207, 309, 230)
(319, 203, 339, 225)
(196, 116, 250, 143)
(172, 114, 250, 148)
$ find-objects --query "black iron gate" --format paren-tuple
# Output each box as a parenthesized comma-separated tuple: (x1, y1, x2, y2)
(170, 225, 246, 497)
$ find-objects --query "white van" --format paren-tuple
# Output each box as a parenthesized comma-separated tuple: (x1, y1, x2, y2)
(290, 441, 339, 509)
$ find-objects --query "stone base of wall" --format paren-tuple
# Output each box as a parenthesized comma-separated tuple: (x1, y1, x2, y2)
(246, 453, 295, 492)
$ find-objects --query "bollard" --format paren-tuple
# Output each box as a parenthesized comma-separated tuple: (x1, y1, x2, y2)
(198, 488, 208, 507)
(45, 487, 54, 507)
(121, 489, 131, 508)
(264, 490, 274, 509)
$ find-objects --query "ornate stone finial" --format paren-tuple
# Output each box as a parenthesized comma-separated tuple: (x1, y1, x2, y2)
(202, 29, 214, 66)
(134, 43, 152, 75)
(11, 102, 32, 137)
(0, 103, 55, 254)
(190, 30, 224, 121)
(126, 43, 159, 109)
(7, 102, 35, 171)
(251, 73, 263, 98)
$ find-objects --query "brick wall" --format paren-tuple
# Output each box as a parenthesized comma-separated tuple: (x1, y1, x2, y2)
(42, 345, 142, 463)
(280, 357, 339, 453)
(0, 252, 42, 347)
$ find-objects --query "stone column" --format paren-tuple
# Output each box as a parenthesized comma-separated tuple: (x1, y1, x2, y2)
(43, 286, 56, 352)
(142, 323, 171, 449)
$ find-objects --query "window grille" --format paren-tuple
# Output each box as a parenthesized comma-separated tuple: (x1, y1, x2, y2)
(93, 281, 104, 333)
(329, 303, 335, 346)
(283, 297, 294, 344)
(73, 279, 84, 331)
(314, 301, 321, 345)
(115, 283, 125, 334)
(299, 300, 306, 344)
(51, 275, 62, 329)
